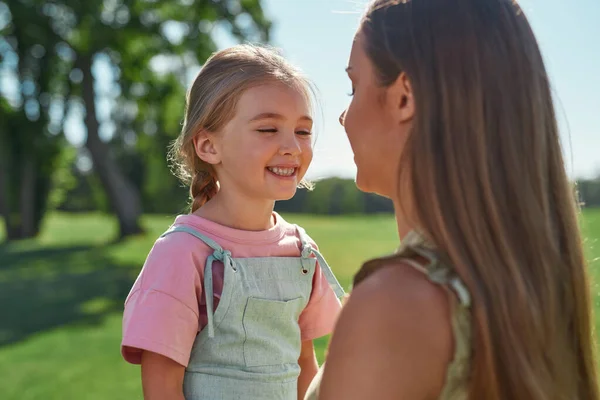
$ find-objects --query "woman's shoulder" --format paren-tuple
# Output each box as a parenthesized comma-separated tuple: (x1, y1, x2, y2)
(320, 259, 454, 398)
(350, 258, 453, 339)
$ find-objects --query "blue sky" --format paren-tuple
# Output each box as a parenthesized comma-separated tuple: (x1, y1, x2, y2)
(227, 0, 600, 180)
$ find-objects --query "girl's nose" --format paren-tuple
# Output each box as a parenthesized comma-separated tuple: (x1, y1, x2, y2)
(279, 133, 301, 156)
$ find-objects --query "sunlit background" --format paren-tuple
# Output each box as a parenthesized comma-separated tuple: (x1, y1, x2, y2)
(22, 0, 600, 181)
(0, 0, 599, 399)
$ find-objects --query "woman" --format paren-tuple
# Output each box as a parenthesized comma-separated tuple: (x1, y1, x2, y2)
(306, 0, 599, 399)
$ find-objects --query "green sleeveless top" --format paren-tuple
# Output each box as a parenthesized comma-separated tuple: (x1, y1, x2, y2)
(305, 230, 472, 400)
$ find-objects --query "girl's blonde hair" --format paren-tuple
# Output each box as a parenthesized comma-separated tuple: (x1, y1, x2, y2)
(169, 44, 314, 212)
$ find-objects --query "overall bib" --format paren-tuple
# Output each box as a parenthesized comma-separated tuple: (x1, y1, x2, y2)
(160, 225, 345, 400)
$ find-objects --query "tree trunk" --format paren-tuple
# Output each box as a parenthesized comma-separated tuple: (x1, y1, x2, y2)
(0, 153, 13, 240)
(18, 153, 37, 238)
(0, 134, 20, 240)
(78, 54, 143, 237)
(0, 149, 40, 240)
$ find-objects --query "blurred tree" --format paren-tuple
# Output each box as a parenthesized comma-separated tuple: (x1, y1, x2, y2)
(0, 2, 69, 240)
(112, 72, 189, 214)
(578, 177, 600, 208)
(275, 178, 394, 215)
(339, 179, 365, 214)
(1, 0, 271, 237)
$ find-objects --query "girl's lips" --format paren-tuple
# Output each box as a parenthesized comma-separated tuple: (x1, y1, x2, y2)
(266, 166, 298, 179)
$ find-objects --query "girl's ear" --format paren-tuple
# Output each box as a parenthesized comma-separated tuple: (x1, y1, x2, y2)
(193, 130, 221, 165)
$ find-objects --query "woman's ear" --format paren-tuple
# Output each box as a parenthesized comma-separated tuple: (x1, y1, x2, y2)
(388, 72, 415, 124)
(193, 130, 221, 165)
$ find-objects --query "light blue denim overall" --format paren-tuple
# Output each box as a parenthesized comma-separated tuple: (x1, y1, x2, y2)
(160, 225, 345, 400)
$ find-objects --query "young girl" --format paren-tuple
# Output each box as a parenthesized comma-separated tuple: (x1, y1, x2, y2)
(121, 44, 344, 400)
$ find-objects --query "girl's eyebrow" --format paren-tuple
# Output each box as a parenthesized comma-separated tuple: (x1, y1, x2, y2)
(248, 112, 313, 123)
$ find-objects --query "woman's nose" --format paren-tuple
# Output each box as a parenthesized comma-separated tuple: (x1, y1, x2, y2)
(339, 110, 346, 126)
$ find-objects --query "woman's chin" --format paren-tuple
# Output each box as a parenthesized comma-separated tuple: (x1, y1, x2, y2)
(355, 173, 376, 194)
(355, 174, 393, 198)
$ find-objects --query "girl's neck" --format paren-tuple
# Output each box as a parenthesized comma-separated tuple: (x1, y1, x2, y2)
(193, 189, 276, 232)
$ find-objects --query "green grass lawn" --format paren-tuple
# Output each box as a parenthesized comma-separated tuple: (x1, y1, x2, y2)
(0, 210, 599, 399)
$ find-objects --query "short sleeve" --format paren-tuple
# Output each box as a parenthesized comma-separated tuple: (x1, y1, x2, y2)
(121, 234, 203, 367)
(298, 242, 343, 341)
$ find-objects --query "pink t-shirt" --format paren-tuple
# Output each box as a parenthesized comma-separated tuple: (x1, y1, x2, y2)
(121, 212, 342, 367)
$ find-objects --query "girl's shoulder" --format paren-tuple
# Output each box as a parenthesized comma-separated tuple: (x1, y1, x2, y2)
(154, 215, 214, 249)
(142, 219, 217, 275)
(278, 216, 318, 248)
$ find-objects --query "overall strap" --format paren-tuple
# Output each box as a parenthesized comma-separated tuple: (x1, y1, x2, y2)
(161, 225, 236, 338)
(296, 226, 346, 299)
(403, 237, 471, 308)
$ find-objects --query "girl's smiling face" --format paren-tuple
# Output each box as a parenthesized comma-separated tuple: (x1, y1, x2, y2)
(197, 82, 314, 203)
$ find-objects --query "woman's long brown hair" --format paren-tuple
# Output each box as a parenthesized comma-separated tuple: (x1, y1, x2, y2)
(359, 0, 598, 398)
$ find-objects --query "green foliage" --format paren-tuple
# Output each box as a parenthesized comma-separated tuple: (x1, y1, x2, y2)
(579, 178, 600, 208)
(275, 178, 394, 215)
(47, 146, 77, 210)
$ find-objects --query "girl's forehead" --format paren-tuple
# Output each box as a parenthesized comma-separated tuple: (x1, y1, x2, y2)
(234, 83, 312, 120)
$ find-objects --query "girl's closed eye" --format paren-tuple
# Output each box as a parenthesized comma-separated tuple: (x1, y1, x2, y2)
(257, 128, 278, 133)
(256, 128, 312, 136)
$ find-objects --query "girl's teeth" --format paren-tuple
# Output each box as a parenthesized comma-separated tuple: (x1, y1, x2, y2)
(268, 167, 295, 176)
